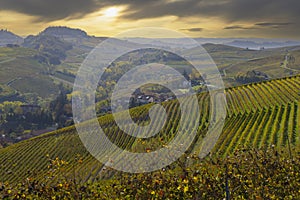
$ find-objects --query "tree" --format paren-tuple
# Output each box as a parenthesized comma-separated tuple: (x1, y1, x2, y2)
(182, 69, 190, 81)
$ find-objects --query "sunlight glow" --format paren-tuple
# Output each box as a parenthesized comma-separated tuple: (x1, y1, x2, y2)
(103, 7, 119, 18)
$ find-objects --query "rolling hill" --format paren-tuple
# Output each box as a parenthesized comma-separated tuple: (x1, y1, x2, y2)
(0, 75, 298, 184)
(0, 29, 23, 46)
(1, 26, 300, 103)
(0, 46, 60, 100)
(0, 27, 94, 102)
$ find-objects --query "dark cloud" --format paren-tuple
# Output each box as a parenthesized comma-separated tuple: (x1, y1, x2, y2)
(0, 0, 300, 22)
(255, 22, 293, 27)
(0, 0, 299, 30)
(224, 25, 254, 30)
(119, 0, 202, 19)
(117, 0, 300, 24)
(181, 27, 203, 32)
(118, 0, 300, 37)
(224, 22, 293, 30)
(0, 0, 105, 21)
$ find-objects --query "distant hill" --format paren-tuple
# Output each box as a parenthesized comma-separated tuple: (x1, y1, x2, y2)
(202, 43, 244, 52)
(23, 34, 72, 65)
(123, 38, 300, 50)
(226, 40, 300, 50)
(0, 29, 23, 46)
(39, 26, 106, 54)
(40, 26, 89, 44)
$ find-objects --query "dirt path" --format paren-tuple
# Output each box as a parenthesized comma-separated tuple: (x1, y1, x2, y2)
(0, 57, 16, 64)
(6, 77, 22, 86)
(281, 53, 299, 72)
(49, 75, 74, 87)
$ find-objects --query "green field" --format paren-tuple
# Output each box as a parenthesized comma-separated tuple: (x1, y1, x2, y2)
(0, 75, 298, 185)
(0, 47, 60, 99)
(1, 43, 300, 101)
(0, 42, 300, 198)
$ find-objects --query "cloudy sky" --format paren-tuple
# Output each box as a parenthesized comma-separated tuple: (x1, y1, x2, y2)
(0, 0, 299, 38)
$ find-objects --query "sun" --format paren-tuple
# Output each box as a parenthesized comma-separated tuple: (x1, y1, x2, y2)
(103, 7, 119, 18)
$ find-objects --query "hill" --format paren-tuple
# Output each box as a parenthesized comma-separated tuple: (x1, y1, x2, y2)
(39, 26, 104, 49)
(198, 44, 300, 87)
(0, 29, 23, 46)
(0, 46, 60, 100)
(40, 26, 88, 39)
(2, 26, 300, 97)
(23, 34, 73, 65)
(0, 75, 298, 184)
(1, 29, 300, 105)
(226, 40, 300, 49)
(37, 26, 105, 77)
(55, 40, 300, 89)
(0, 27, 84, 102)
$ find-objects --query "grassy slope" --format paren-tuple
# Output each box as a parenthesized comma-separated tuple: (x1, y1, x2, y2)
(180, 44, 300, 87)
(0, 47, 60, 98)
(1, 43, 299, 99)
(0, 75, 299, 183)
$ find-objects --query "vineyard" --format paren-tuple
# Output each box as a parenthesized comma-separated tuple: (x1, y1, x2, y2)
(0, 75, 299, 185)
(214, 102, 299, 156)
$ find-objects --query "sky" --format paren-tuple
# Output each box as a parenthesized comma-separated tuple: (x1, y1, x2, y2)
(0, 0, 299, 38)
